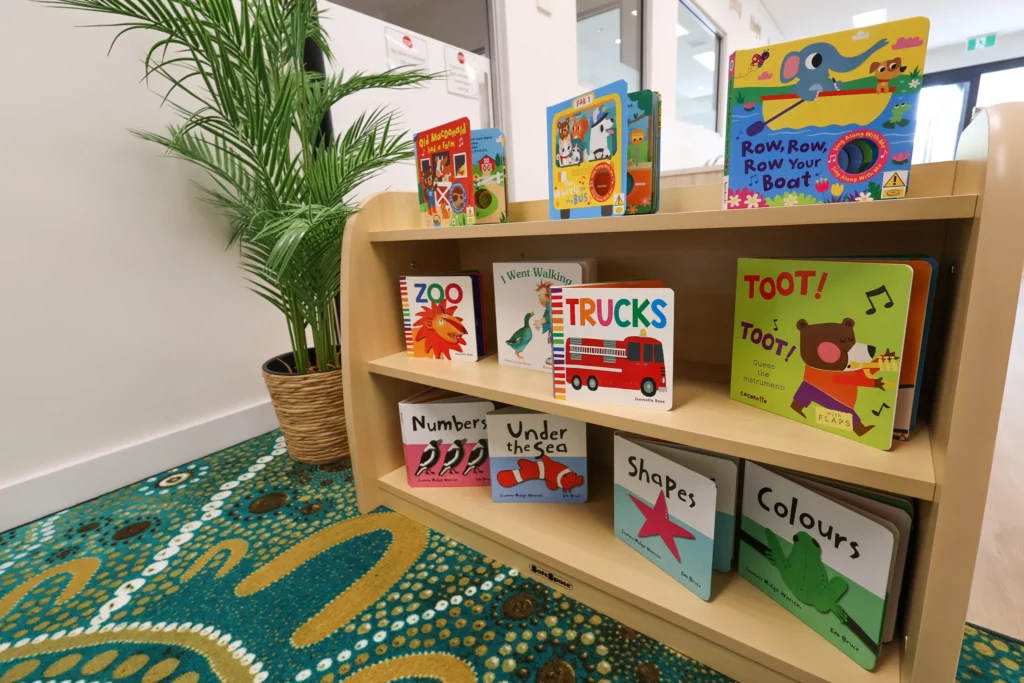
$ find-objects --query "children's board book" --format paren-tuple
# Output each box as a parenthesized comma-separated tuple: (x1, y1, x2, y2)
(724, 17, 929, 209)
(416, 118, 474, 228)
(488, 408, 587, 503)
(739, 463, 908, 669)
(626, 90, 661, 215)
(470, 128, 508, 224)
(627, 435, 739, 572)
(613, 434, 717, 600)
(730, 258, 913, 450)
(552, 281, 674, 410)
(493, 260, 596, 372)
(551, 282, 674, 410)
(547, 80, 628, 220)
(400, 273, 485, 361)
(399, 389, 495, 487)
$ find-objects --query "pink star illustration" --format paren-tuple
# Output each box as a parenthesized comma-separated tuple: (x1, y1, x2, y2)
(630, 491, 695, 563)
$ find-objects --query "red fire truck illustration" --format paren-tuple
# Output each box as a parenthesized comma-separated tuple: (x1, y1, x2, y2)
(565, 332, 667, 397)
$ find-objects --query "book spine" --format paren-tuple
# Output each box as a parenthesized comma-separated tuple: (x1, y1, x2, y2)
(552, 287, 566, 400)
(400, 276, 414, 355)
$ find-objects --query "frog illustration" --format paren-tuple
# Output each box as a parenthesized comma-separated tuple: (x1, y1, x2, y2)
(883, 102, 911, 129)
(765, 530, 849, 620)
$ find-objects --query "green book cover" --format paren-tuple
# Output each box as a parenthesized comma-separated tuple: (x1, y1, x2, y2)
(739, 463, 896, 670)
(730, 258, 913, 451)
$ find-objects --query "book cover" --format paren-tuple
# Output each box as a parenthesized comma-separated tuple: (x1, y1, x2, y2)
(547, 80, 629, 220)
(470, 128, 508, 224)
(730, 258, 913, 450)
(416, 117, 475, 227)
(399, 389, 495, 487)
(628, 436, 739, 572)
(488, 408, 587, 503)
(552, 282, 674, 410)
(613, 435, 717, 600)
(626, 90, 661, 215)
(739, 463, 897, 669)
(493, 261, 591, 372)
(400, 273, 483, 361)
(723, 18, 929, 209)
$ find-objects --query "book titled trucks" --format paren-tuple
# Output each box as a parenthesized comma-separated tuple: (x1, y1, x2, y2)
(399, 389, 494, 487)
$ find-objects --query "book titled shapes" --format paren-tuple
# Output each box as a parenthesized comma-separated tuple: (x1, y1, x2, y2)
(626, 90, 661, 215)
(739, 463, 909, 669)
(470, 128, 508, 224)
(400, 273, 485, 361)
(547, 80, 629, 220)
(493, 260, 595, 372)
(399, 389, 495, 487)
(730, 258, 913, 450)
(551, 282, 674, 410)
(614, 435, 717, 600)
(416, 118, 474, 228)
(488, 408, 587, 503)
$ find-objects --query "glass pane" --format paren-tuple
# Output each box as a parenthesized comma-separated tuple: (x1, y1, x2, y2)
(676, 1, 720, 131)
(976, 66, 1024, 109)
(577, 1, 642, 91)
(911, 83, 966, 164)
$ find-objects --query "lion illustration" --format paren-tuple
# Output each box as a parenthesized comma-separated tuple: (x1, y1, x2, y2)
(412, 300, 468, 359)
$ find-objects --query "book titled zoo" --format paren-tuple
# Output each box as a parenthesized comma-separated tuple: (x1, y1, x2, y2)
(739, 463, 906, 670)
(470, 128, 508, 224)
(400, 272, 485, 361)
(551, 282, 674, 410)
(730, 258, 913, 450)
(724, 17, 929, 209)
(626, 90, 662, 215)
(493, 260, 596, 372)
(547, 80, 628, 220)
(613, 434, 717, 600)
(399, 389, 495, 488)
(488, 408, 587, 503)
(415, 117, 475, 228)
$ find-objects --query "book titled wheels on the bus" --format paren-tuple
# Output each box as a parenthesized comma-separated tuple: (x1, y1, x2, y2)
(550, 281, 674, 410)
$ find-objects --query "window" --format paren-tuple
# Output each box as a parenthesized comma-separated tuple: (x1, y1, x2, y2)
(676, 1, 721, 132)
(976, 66, 1024, 110)
(643, 344, 653, 362)
(576, 0, 643, 91)
(654, 345, 664, 363)
(912, 83, 967, 164)
(627, 342, 641, 361)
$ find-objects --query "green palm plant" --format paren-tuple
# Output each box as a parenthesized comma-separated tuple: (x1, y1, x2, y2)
(43, 0, 433, 373)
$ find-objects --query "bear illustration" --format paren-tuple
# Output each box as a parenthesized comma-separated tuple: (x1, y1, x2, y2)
(790, 318, 885, 437)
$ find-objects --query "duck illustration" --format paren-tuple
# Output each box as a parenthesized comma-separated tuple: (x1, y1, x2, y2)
(438, 439, 467, 476)
(463, 439, 489, 475)
(505, 312, 534, 359)
(415, 440, 443, 476)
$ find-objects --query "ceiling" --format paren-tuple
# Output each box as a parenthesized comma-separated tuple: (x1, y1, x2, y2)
(760, 0, 1024, 49)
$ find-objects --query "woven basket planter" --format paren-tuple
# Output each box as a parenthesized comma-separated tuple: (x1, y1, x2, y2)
(262, 349, 349, 466)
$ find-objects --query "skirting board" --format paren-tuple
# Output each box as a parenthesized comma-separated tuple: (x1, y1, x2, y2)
(0, 400, 280, 533)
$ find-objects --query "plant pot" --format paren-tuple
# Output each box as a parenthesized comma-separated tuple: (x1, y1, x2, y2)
(262, 348, 349, 466)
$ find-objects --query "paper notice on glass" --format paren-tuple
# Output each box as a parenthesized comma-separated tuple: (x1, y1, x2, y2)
(444, 46, 479, 100)
(384, 26, 427, 69)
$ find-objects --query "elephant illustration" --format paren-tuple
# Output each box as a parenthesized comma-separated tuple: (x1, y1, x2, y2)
(780, 39, 889, 101)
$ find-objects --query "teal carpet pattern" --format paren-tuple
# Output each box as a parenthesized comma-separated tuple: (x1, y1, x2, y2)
(0, 431, 1019, 682)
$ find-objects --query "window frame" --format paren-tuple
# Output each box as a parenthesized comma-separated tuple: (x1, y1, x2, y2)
(575, 1, 645, 93)
(926, 56, 1024, 138)
(673, 0, 724, 133)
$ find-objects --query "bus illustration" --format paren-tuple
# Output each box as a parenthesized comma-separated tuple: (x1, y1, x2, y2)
(565, 333, 667, 397)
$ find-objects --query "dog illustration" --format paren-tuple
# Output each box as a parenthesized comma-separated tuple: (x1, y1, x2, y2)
(870, 57, 907, 94)
(588, 110, 615, 161)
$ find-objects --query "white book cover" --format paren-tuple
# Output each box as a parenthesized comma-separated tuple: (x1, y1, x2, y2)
(493, 261, 591, 372)
(488, 408, 587, 503)
(399, 389, 494, 487)
(552, 284, 674, 410)
(400, 274, 482, 361)
(613, 435, 717, 600)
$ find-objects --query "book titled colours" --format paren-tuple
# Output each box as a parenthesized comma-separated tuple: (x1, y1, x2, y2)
(488, 408, 587, 503)
(551, 282, 674, 410)
(399, 389, 494, 487)
(730, 258, 913, 450)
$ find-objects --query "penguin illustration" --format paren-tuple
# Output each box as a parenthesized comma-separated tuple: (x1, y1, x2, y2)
(462, 439, 489, 475)
(438, 439, 467, 476)
(415, 440, 443, 476)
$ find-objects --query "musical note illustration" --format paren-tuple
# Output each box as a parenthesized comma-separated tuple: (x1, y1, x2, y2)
(864, 285, 894, 315)
(871, 402, 891, 416)
(773, 318, 779, 331)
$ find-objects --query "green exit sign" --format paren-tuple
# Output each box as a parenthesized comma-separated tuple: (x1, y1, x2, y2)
(967, 34, 997, 51)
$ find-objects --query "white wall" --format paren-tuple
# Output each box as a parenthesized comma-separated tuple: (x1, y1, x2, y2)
(0, 1, 291, 526)
(927, 30, 1024, 73)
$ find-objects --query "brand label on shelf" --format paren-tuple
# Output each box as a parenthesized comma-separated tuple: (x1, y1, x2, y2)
(530, 564, 573, 590)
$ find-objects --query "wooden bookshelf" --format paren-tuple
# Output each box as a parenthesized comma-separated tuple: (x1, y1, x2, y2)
(340, 106, 1024, 682)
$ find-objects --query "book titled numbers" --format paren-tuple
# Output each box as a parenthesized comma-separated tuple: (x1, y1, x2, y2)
(400, 273, 485, 361)
(399, 389, 495, 488)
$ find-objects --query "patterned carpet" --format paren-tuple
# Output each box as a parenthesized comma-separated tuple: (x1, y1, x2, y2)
(0, 431, 1019, 683)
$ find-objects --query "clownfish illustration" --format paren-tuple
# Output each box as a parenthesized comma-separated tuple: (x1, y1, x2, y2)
(496, 455, 584, 493)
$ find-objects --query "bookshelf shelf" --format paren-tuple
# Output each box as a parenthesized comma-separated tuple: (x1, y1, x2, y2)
(340, 109, 1024, 682)
(368, 352, 936, 500)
